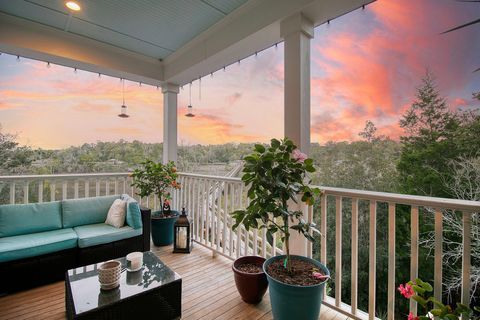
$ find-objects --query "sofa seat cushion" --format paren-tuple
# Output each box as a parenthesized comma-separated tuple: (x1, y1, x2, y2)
(74, 223, 142, 248)
(0, 228, 78, 263)
(62, 195, 120, 228)
(0, 201, 62, 237)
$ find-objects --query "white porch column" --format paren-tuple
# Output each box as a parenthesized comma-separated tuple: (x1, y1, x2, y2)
(281, 13, 313, 256)
(162, 83, 179, 164)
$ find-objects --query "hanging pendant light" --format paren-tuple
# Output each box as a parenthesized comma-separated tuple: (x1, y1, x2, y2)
(118, 79, 129, 118)
(185, 82, 195, 117)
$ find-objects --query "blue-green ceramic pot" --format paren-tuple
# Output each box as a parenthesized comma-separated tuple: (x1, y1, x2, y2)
(150, 210, 179, 246)
(263, 255, 329, 320)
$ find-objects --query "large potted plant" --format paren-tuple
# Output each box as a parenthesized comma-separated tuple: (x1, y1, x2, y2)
(131, 160, 181, 246)
(232, 138, 329, 320)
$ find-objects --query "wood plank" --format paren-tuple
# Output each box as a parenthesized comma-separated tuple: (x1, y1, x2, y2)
(0, 244, 345, 320)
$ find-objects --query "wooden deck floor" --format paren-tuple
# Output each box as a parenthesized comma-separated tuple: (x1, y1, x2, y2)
(0, 244, 348, 320)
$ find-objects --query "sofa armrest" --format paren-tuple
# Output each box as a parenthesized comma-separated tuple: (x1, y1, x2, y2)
(140, 207, 151, 251)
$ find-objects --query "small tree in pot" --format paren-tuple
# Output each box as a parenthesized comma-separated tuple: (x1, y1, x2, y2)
(131, 160, 181, 246)
(232, 138, 329, 320)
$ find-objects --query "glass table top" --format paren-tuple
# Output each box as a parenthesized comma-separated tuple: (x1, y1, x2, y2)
(67, 251, 181, 314)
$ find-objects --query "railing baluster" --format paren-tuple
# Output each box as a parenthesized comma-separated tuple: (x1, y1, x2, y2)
(84, 180, 89, 198)
(96, 179, 100, 197)
(50, 182, 56, 201)
(62, 181, 67, 200)
(122, 177, 126, 194)
(351, 198, 359, 315)
(38, 180, 43, 203)
(229, 184, 235, 257)
(434, 208, 443, 301)
(410, 205, 419, 315)
(307, 204, 313, 259)
(153, 194, 158, 211)
(200, 179, 205, 244)
(9, 182, 15, 204)
(236, 184, 243, 258)
(114, 178, 118, 195)
(215, 183, 221, 251)
(253, 227, 258, 256)
(223, 183, 229, 254)
(461, 211, 472, 305)
(23, 181, 29, 204)
(206, 180, 211, 245)
(196, 179, 201, 241)
(320, 193, 327, 265)
(105, 180, 110, 196)
(387, 202, 396, 320)
(335, 196, 342, 307)
(211, 181, 217, 250)
(369, 200, 377, 320)
(262, 228, 267, 258)
(74, 181, 79, 199)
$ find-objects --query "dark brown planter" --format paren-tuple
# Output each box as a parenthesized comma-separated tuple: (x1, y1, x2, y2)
(232, 256, 268, 304)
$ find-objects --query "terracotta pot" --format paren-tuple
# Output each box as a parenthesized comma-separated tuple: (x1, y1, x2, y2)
(232, 256, 268, 304)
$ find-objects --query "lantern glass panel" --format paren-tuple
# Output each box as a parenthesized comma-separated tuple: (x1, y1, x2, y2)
(176, 226, 188, 249)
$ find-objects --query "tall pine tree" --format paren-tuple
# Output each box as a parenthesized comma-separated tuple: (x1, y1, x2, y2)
(397, 71, 459, 197)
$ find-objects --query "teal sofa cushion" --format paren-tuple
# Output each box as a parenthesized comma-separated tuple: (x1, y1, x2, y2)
(73, 223, 142, 248)
(0, 201, 62, 238)
(121, 194, 142, 229)
(62, 195, 120, 228)
(0, 228, 77, 263)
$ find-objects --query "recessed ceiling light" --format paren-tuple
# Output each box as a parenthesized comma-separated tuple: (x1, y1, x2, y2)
(65, 1, 81, 11)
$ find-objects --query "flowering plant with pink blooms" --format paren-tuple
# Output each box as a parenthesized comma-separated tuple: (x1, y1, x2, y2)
(398, 278, 476, 320)
(232, 138, 321, 272)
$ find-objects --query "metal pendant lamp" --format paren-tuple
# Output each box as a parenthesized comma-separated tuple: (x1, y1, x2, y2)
(185, 82, 195, 117)
(118, 79, 129, 118)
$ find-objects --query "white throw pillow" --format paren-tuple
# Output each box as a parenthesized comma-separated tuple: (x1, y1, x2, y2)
(105, 199, 127, 228)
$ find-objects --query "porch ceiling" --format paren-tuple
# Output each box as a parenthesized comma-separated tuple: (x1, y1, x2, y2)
(0, 0, 373, 87)
(0, 0, 247, 60)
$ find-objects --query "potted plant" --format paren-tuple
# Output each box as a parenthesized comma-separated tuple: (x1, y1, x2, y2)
(232, 138, 329, 320)
(232, 256, 268, 304)
(131, 160, 181, 246)
(398, 278, 478, 320)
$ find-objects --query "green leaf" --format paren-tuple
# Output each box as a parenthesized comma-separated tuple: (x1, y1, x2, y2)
(304, 158, 313, 166)
(412, 284, 426, 295)
(412, 295, 427, 307)
(270, 138, 280, 148)
(254, 144, 266, 153)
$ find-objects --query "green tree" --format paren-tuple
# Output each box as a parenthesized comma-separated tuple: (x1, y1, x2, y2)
(397, 71, 459, 197)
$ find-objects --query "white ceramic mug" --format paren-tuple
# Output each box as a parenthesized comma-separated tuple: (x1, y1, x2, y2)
(126, 252, 143, 271)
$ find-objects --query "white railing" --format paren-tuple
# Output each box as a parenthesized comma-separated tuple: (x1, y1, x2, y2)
(0, 173, 478, 320)
(318, 186, 479, 320)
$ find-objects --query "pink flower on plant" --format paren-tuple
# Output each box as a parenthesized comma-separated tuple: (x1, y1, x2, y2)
(312, 272, 329, 281)
(407, 312, 419, 320)
(292, 149, 307, 163)
(398, 283, 414, 299)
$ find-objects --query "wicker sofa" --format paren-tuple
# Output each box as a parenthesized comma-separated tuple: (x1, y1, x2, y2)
(0, 194, 151, 294)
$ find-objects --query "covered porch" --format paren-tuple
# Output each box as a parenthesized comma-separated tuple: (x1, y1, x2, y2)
(0, 0, 478, 319)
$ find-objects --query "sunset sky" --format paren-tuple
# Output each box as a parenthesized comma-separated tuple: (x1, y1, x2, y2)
(0, 0, 479, 149)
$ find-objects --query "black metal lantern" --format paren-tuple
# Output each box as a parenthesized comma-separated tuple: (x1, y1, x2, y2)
(173, 208, 193, 253)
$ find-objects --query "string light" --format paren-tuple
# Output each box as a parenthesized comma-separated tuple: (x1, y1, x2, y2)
(74, 68, 77, 74)
(210, 72, 213, 78)
(139, 82, 142, 87)
(98, 73, 101, 78)
(16, 55, 20, 62)
(46, 62, 51, 68)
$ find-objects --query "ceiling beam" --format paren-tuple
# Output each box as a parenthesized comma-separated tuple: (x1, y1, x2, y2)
(0, 12, 164, 86)
(163, 0, 373, 86)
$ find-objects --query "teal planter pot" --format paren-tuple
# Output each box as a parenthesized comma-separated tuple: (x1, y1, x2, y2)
(151, 210, 179, 246)
(263, 255, 330, 320)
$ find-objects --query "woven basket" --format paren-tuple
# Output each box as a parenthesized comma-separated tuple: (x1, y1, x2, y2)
(98, 260, 121, 289)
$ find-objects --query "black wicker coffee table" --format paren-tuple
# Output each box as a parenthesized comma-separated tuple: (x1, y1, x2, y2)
(65, 251, 181, 320)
